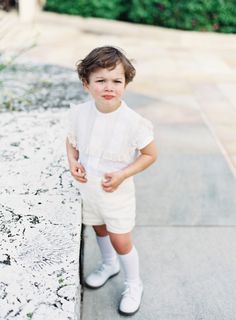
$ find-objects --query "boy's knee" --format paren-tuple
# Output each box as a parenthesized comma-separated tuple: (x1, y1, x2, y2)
(109, 235, 132, 255)
(93, 224, 108, 237)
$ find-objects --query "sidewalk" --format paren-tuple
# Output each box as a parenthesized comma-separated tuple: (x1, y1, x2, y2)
(82, 92, 236, 319)
(1, 9, 236, 319)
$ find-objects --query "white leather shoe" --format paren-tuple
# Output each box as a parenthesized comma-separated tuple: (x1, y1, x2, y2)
(85, 260, 120, 289)
(118, 281, 143, 316)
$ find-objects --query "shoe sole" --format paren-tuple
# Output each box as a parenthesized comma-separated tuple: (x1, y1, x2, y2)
(118, 306, 140, 317)
(84, 270, 120, 289)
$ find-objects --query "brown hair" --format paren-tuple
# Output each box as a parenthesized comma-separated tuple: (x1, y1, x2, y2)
(76, 46, 136, 85)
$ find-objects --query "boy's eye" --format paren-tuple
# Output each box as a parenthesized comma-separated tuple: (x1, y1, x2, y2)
(95, 79, 123, 84)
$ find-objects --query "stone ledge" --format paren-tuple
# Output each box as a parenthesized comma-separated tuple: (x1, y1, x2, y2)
(1, 195, 81, 320)
(0, 110, 82, 319)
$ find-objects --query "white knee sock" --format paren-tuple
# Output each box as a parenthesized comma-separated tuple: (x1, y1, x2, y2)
(96, 235, 117, 266)
(119, 246, 140, 284)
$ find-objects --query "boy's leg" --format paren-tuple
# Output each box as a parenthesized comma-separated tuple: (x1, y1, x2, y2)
(84, 225, 120, 288)
(93, 225, 118, 266)
(93, 224, 108, 237)
(108, 231, 143, 316)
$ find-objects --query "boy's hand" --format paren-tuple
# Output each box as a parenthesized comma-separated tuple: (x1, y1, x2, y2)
(101, 171, 126, 192)
(69, 160, 87, 183)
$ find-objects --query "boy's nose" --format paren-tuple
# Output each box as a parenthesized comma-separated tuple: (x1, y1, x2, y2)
(105, 82, 114, 91)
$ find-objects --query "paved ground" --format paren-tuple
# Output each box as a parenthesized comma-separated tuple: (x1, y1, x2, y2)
(82, 93, 236, 320)
(1, 9, 236, 320)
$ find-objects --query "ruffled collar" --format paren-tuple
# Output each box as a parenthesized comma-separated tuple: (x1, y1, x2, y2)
(91, 99, 127, 117)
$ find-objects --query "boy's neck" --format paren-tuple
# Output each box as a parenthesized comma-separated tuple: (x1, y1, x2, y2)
(95, 100, 122, 113)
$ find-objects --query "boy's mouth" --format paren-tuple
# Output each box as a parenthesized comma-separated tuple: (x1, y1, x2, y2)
(103, 95, 114, 100)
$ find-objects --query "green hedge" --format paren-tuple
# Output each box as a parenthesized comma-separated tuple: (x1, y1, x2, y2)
(128, 0, 236, 33)
(45, 0, 236, 33)
(45, 0, 127, 19)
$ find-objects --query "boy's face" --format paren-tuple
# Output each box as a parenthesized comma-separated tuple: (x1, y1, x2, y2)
(84, 63, 126, 111)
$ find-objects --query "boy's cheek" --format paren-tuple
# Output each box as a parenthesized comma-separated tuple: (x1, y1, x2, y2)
(90, 83, 99, 90)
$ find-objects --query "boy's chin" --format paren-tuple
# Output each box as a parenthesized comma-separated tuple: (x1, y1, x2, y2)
(104, 97, 121, 103)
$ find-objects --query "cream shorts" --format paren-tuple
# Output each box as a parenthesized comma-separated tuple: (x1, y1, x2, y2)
(78, 175, 136, 234)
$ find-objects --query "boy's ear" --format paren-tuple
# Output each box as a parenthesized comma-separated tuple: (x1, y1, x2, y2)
(83, 80, 89, 91)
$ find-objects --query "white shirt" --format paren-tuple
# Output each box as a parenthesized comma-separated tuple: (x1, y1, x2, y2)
(67, 99, 154, 177)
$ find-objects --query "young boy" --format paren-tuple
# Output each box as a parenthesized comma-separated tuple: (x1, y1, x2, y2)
(66, 46, 157, 316)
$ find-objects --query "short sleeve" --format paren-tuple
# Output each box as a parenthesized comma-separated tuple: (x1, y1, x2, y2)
(134, 117, 154, 150)
(66, 103, 78, 150)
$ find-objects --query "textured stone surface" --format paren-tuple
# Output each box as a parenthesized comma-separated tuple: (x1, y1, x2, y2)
(0, 109, 78, 196)
(0, 62, 86, 112)
(0, 110, 81, 320)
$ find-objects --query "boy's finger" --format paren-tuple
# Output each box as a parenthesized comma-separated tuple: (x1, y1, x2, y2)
(102, 185, 114, 192)
(77, 169, 86, 177)
(77, 173, 86, 178)
(73, 173, 87, 181)
(102, 175, 110, 180)
(102, 179, 111, 184)
(102, 181, 112, 188)
(79, 164, 86, 172)
(81, 165, 86, 172)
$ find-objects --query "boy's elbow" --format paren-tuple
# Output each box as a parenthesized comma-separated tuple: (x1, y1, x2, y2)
(150, 141, 158, 163)
(152, 152, 158, 163)
(140, 141, 158, 164)
(146, 151, 158, 165)
(151, 146, 158, 163)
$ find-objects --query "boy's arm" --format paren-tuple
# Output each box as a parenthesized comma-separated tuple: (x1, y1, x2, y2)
(66, 137, 79, 162)
(102, 141, 157, 192)
(66, 138, 87, 183)
(122, 140, 157, 179)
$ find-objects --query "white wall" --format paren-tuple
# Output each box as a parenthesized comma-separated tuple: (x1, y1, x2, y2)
(18, 0, 43, 22)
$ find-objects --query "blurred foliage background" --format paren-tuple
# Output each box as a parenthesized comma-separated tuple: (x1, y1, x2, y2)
(44, 0, 236, 33)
